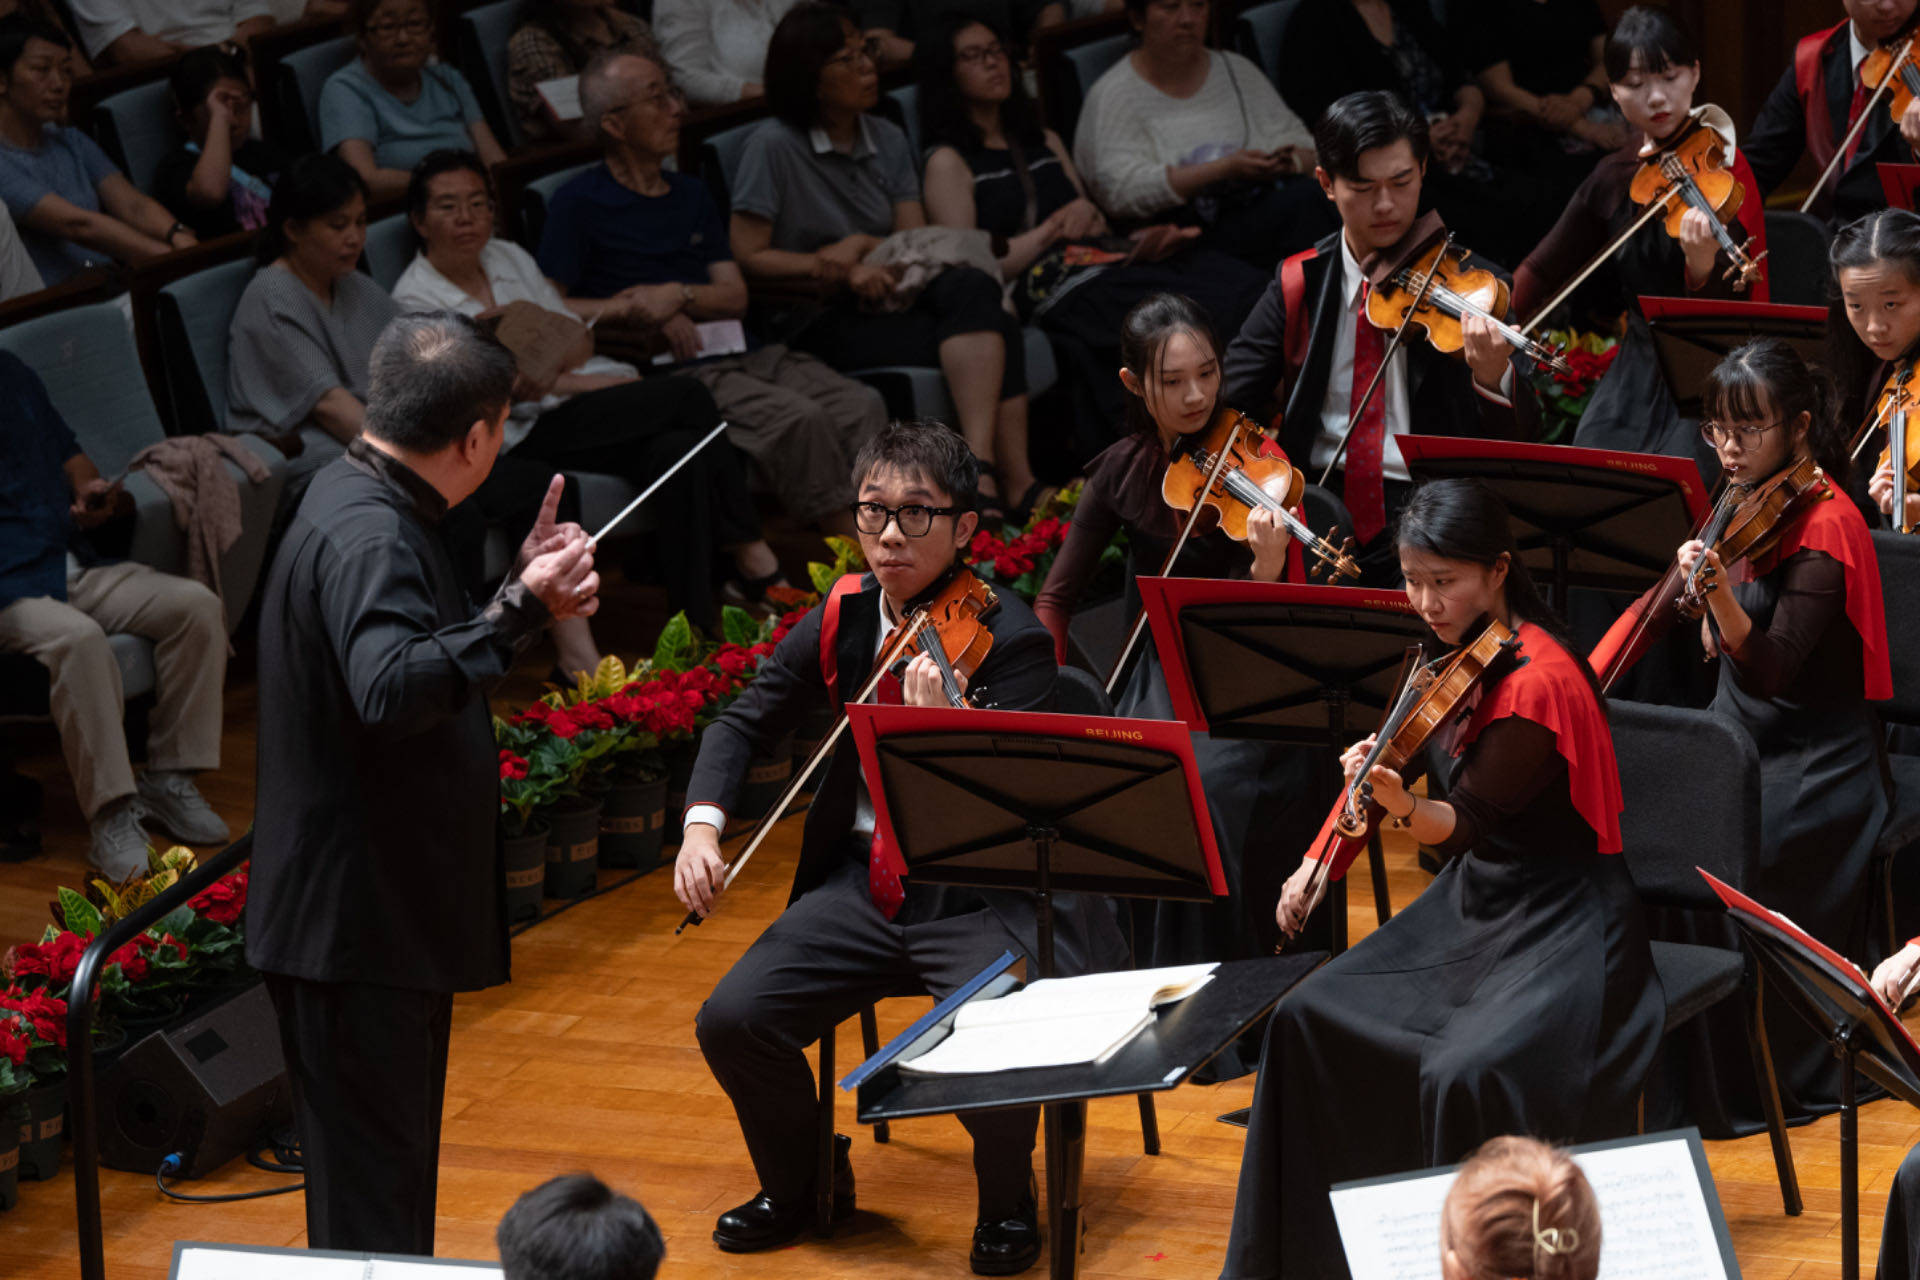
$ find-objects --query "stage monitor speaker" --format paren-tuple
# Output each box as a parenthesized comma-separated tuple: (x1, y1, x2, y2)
(97, 981, 291, 1178)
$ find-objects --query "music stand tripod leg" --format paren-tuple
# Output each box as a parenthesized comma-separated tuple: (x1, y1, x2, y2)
(1841, 1027, 1860, 1280)
(1022, 823, 1089, 1278)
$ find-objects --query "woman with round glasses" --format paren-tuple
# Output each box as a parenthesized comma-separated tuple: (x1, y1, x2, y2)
(1595, 336, 1891, 1137)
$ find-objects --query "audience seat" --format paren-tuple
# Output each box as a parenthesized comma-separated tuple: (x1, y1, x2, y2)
(152, 257, 254, 437)
(885, 84, 919, 157)
(698, 117, 1055, 427)
(1040, 30, 1130, 146)
(1233, 0, 1304, 85)
(90, 78, 180, 195)
(458, 0, 527, 150)
(364, 213, 416, 292)
(518, 161, 594, 252)
(1762, 211, 1832, 308)
(275, 35, 355, 155)
(0, 299, 286, 635)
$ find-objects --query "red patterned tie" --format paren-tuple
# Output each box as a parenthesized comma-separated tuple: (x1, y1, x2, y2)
(1347, 280, 1389, 545)
(1846, 60, 1869, 166)
(867, 667, 907, 919)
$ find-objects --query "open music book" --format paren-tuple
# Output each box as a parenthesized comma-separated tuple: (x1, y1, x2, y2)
(900, 963, 1216, 1075)
(173, 1244, 500, 1279)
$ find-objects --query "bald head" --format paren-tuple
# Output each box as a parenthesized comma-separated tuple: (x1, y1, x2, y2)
(580, 50, 679, 158)
(364, 312, 515, 454)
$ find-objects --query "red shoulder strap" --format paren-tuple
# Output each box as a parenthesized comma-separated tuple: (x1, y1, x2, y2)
(1279, 247, 1316, 380)
(1797, 21, 1846, 173)
(818, 573, 864, 709)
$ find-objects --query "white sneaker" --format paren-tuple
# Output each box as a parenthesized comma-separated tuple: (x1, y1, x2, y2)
(89, 799, 152, 880)
(136, 771, 230, 846)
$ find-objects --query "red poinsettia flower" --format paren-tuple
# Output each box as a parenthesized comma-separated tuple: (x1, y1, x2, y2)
(498, 749, 529, 781)
(545, 707, 584, 739)
(108, 940, 148, 984)
(189, 872, 248, 927)
(713, 647, 758, 681)
(0, 1024, 27, 1067)
(0, 986, 66, 1048)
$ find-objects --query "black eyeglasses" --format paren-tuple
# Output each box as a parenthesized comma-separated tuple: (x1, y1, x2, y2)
(956, 41, 1006, 65)
(1699, 418, 1786, 447)
(851, 500, 963, 537)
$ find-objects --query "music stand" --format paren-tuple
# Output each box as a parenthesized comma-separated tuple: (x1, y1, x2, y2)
(1642, 297, 1828, 418)
(845, 703, 1235, 1279)
(1395, 436, 1708, 607)
(1882, 162, 1920, 211)
(1704, 869, 1920, 1280)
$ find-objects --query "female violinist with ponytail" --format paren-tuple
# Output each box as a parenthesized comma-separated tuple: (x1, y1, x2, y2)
(1034, 293, 1333, 1061)
(1596, 338, 1892, 1139)
(1830, 207, 1920, 527)
(1221, 477, 1661, 1280)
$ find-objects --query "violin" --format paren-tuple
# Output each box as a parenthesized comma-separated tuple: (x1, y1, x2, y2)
(1625, 110, 1766, 291)
(1161, 408, 1362, 583)
(1804, 30, 1920, 212)
(1594, 455, 1829, 692)
(675, 568, 998, 933)
(1852, 361, 1920, 533)
(1365, 235, 1573, 377)
(1279, 617, 1525, 945)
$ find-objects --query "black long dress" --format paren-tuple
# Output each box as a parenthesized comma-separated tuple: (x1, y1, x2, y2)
(1221, 623, 1664, 1280)
(1034, 434, 1339, 1065)
(1625, 481, 1895, 1135)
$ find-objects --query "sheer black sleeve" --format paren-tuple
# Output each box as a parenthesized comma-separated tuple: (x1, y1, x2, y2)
(1430, 716, 1567, 859)
(1719, 548, 1847, 701)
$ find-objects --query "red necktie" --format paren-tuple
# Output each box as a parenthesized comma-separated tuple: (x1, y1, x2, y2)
(867, 667, 907, 919)
(1347, 280, 1389, 545)
(1846, 60, 1869, 166)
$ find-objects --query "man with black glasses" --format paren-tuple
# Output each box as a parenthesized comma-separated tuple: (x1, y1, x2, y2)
(674, 420, 1122, 1276)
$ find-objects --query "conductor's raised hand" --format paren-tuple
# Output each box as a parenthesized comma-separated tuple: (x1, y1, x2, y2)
(1276, 857, 1327, 939)
(515, 475, 583, 570)
(675, 822, 729, 918)
(521, 533, 599, 619)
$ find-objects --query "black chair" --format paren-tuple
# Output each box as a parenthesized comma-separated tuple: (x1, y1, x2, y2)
(813, 1005, 886, 1233)
(1872, 529, 1920, 955)
(1763, 211, 1833, 308)
(1611, 699, 1802, 1216)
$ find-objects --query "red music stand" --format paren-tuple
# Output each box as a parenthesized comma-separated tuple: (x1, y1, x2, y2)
(1395, 435, 1708, 607)
(1881, 162, 1920, 211)
(1641, 296, 1828, 418)
(1704, 869, 1920, 1280)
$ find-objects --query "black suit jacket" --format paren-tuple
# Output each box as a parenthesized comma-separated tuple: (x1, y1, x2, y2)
(1222, 230, 1539, 462)
(1747, 21, 1916, 224)
(687, 572, 1126, 973)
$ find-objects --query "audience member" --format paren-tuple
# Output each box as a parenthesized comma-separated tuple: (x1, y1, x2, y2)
(733, 2, 1041, 518)
(393, 149, 788, 634)
(0, 21, 196, 285)
(851, 0, 1046, 66)
(66, 0, 269, 66)
(497, 1174, 664, 1280)
(507, 0, 656, 143)
(919, 13, 1265, 441)
(0, 351, 229, 877)
(1453, 0, 1623, 196)
(542, 51, 885, 541)
(154, 44, 288, 242)
(651, 0, 793, 107)
(1070, 0, 1330, 272)
(1440, 1136, 1601, 1280)
(1276, 0, 1553, 266)
(320, 0, 504, 202)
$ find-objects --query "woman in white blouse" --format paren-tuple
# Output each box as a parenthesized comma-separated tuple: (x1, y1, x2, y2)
(392, 149, 790, 634)
(652, 0, 799, 106)
(1070, 0, 1332, 269)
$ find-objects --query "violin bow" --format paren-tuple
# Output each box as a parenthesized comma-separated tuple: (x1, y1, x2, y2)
(1103, 418, 1246, 698)
(1519, 195, 1677, 337)
(1801, 32, 1917, 215)
(1317, 236, 1451, 487)
(674, 610, 934, 934)
(1851, 366, 1913, 461)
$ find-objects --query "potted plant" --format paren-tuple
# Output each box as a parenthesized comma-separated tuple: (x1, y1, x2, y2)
(1529, 329, 1619, 444)
(496, 714, 574, 919)
(0, 987, 67, 1181)
(0, 1015, 28, 1212)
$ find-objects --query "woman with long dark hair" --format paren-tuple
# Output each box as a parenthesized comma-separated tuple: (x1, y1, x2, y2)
(1222, 476, 1661, 1280)
(1829, 208, 1920, 527)
(1034, 294, 1335, 1043)
(1595, 337, 1891, 1139)
(917, 12, 1266, 451)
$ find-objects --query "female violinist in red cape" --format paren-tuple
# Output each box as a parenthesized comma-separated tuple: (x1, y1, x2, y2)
(1594, 337, 1893, 1141)
(1221, 478, 1662, 1280)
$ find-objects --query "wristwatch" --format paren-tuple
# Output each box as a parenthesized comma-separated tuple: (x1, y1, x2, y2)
(680, 282, 695, 306)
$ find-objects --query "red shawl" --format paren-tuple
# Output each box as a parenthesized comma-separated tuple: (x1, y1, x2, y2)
(1748, 478, 1893, 700)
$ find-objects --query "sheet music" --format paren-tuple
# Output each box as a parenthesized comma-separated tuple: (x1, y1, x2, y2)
(536, 75, 581, 121)
(174, 1247, 503, 1279)
(1332, 1136, 1730, 1280)
(649, 319, 749, 365)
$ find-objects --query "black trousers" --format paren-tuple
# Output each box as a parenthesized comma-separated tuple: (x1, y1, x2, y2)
(264, 974, 454, 1255)
(793, 266, 1028, 400)
(694, 860, 1039, 1219)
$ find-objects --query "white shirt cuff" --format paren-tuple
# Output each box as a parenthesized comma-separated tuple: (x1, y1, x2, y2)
(684, 804, 726, 836)
(1473, 363, 1515, 408)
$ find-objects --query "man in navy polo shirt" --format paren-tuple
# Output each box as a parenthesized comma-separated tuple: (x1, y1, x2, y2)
(539, 49, 884, 539)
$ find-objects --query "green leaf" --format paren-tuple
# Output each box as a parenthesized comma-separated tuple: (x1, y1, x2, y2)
(721, 605, 759, 648)
(652, 612, 695, 672)
(59, 887, 103, 936)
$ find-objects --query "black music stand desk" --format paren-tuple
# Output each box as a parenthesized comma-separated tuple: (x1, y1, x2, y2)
(1642, 296, 1827, 417)
(1137, 579, 1429, 940)
(844, 704, 1284, 1279)
(844, 953, 1322, 1280)
(1395, 436, 1708, 605)
(1705, 870, 1920, 1280)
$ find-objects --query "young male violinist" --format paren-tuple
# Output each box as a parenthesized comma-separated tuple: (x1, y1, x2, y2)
(1745, 0, 1920, 225)
(674, 421, 1124, 1277)
(1222, 90, 1538, 586)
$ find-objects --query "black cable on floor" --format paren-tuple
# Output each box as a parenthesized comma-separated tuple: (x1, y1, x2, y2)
(155, 1151, 304, 1203)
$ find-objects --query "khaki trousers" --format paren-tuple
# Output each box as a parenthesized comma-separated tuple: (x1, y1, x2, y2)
(0, 561, 225, 818)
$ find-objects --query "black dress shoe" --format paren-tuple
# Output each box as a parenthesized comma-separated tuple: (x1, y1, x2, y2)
(712, 1134, 854, 1252)
(970, 1205, 1041, 1275)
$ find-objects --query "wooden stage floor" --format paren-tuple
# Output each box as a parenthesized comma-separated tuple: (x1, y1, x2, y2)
(2, 654, 1917, 1279)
